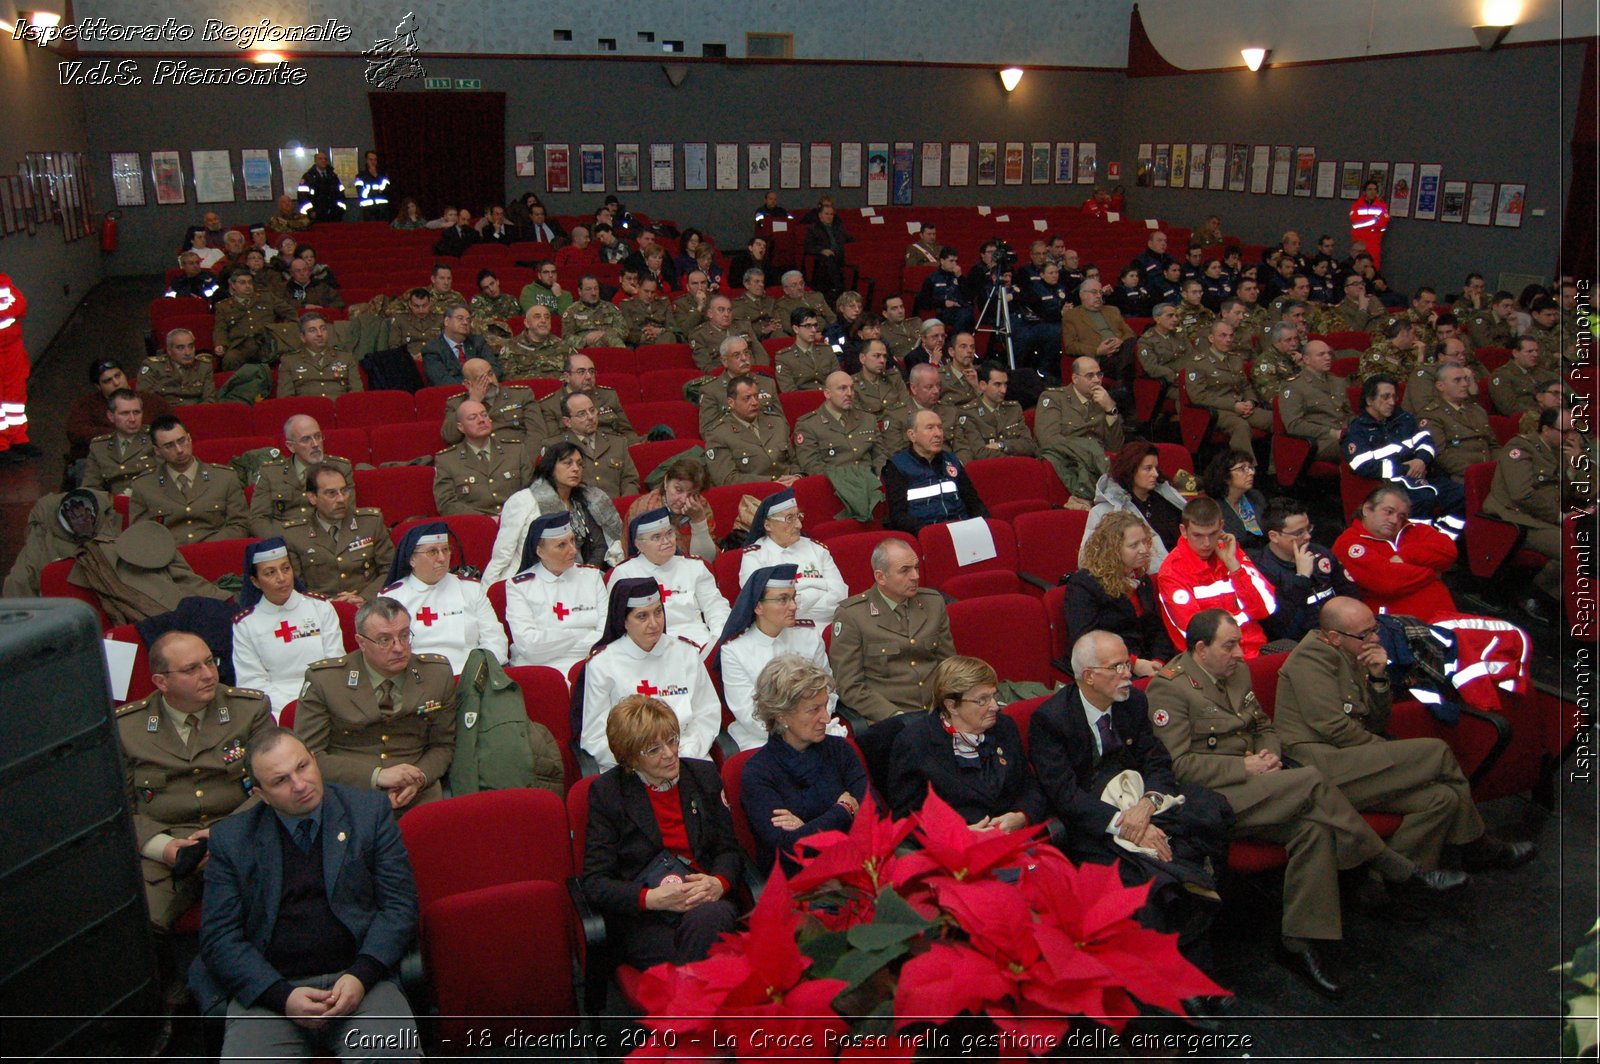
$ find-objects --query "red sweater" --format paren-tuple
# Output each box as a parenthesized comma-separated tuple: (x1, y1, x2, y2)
(1333, 518, 1457, 621)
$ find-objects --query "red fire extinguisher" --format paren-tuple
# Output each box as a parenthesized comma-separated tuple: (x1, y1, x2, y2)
(100, 209, 121, 252)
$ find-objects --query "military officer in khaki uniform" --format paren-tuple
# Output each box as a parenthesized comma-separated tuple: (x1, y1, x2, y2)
(1318, 274, 1386, 334)
(689, 295, 762, 372)
(294, 597, 457, 814)
(826, 537, 953, 723)
(128, 415, 249, 544)
(214, 271, 295, 370)
(502, 304, 572, 380)
(1402, 338, 1478, 416)
(249, 415, 354, 536)
(1357, 320, 1423, 385)
(545, 391, 640, 497)
(275, 313, 362, 399)
(3, 488, 121, 597)
(904, 227, 942, 268)
(1036, 359, 1124, 452)
(1251, 322, 1304, 399)
(852, 340, 911, 427)
(1275, 597, 1530, 874)
(1488, 337, 1559, 417)
(776, 310, 838, 392)
(885, 363, 961, 440)
(1147, 611, 1448, 996)
(432, 401, 533, 516)
(618, 277, 682, 345)
(1372, 289, 1439, 349)
(1526, 296, 1571, 370)
(878, 295, 923, 364)
(388, 289, 444, 357)
(1184, 322, 1272, 454)
(1418, 366, 1495, 479)
(672, 270, 713, 336)
(441, 359, 539, 444)
(937, 332, 983, 411)
(139, 328, 216, 406)
(1484, 410, 1579, 605)
(705, 375, 800, 486)
(82, 389, 159, 495)
(1465, 294, 1518, 351)
(116, 631, 274, 927)
(531, 351, 637, 443)
(1136, 303, 1185, 383)
(283, 462, 393, 602)
(697, 336, 781, 437)
(773, 271, 836, 336)
(794, 371, 886, 476)
(1278, 341, 1347, 461)
(562, 276, 627, 348)
(953, 362, 1035, 463)
(730, 269, 781, 339)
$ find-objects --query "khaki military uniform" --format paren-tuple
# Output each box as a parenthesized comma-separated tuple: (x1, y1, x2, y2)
(672, 293, 711, 336)
(1487, 361, 1557, 417)
(391, 310, 443, 357)
(937, 362, 981, 410)
(1183, 348, 1272, 453)
(533, 385, 636, 444)
(432, 438, 534, 516)
(116, 686, 273, 926)
(730, 291, 779, 335)
(774, 292, 836, 335)
(544, 428, 639, 497)
(1357, 339, 1421, 385)
(1528, 321, 1571, 370)
(776, 341, 838, 393)
(618, 296, 682, 346)
(294, 650, 457, 813)
(1374, 309, 1437, 349)
(1465, 310, 1515, 352)
(1035, 386, 1122, 451)
(698, 373, 782, 437)
(441, 385, 540, 445)
(128, 461, 249, 545)
(879, 317, 924, 363)
(904, 240, 941, 268)
(82, 431, 159, 495)
(1234, 305, 1274, 355)
(1279, 370, 1348, 461)
(276, 346, 363, 399)
(852, 370, 911, 426)
(1173, 303, 1216, 349)
(214, 296, 293, 370)
(1136, 327, 1186, 383)
(793, 405, 886, 475)
(1483, 432, 1566, 596)
(1251, 349, 1300, 400)
(138, 354, 216, 406)
(501, 332, 571, 380)
(3, 489, 121, 597)
(826, 586, 953, 722)
(1418, 397, 1495, 478)
(688, 320, 760, 373)
(283, 508, 393, 601)
(884, 399, 960, 443)
(704, 413, 797, 485)
(1146, 654, 1387, 940)
(249, 454, 354, 537)
(562, 300, 626, 348)
(1275, 634, 1483, 869)
(954, 400, 1035, 462)
(1319, 297, 1385, 336)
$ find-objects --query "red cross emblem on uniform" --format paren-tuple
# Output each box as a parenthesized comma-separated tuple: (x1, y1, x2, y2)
(552, 602, 571, 620)
(274, 621, 297, 643)
(636, 680, 660, 696)
(658, 587, 674, 603)
(415, 606, 439, 626)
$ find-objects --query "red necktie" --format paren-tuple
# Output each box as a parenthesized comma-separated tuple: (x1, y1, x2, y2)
(454, 341, 465, 364)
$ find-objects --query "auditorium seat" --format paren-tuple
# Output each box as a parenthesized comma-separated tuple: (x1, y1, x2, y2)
(917, 518, 1028, 599)
(353, 466, 437, 526)
(369, 421, 441, 465)
(502, 665, 581, 793)
(178, 537, 258, 584)
(948, 594, 1058, 685)
(1013, 508, 1089, 587)
(251, 395, 336, 437)
(180, 402, 253, 441)
(625, 400, 699, 441)
(391, 513, 499, 573)
(823, 530, 917, 596)
(335, 389, 417, 429)
(962, 457, 1054, 522)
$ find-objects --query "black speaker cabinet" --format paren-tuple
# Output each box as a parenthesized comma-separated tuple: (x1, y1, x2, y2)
(0, 600, 161, 1059)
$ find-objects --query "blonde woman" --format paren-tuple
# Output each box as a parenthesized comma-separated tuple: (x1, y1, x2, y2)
(1062, 511, 1174, 679)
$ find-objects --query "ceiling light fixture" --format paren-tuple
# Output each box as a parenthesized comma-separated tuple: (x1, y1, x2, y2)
(1240, 47, 1269, 72)
(999, 67, 1024, 92)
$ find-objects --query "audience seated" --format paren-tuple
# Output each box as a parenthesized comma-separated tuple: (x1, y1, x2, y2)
(505, 511, 609, 673)
(380, 522, 507, 675)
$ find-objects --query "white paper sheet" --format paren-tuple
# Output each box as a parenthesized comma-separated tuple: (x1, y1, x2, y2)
(994, 214, 1010, 223)
(947, 518, 997, 567)
(869, 216, 885, 225)
(1032, 219, 1047, 231)
(103, 639, 138, 702)
(770, 220, 788, 232)
(1145, 218, 1159, 229)
(977, 205, 991, 216)
(861, 207, 876, 216)
(1106, 212, 1121, 223)
(906, 221, 921, 234)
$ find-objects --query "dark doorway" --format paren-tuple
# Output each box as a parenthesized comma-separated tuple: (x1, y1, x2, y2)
(369, 91, 506, 217)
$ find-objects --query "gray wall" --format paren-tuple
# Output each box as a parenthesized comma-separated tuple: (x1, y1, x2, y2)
(1109, 43, 1583, 294)
(0, 40, 100, 355)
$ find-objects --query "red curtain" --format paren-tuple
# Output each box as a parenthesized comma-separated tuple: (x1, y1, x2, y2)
(368, 91, 506, 217)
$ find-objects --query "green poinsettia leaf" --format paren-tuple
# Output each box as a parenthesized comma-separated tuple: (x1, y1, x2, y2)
(1564, 995, 1598, 1056)
(845, 886, 935, 952)
(831, 941, 909, 993)
(800, 928, 853, 977)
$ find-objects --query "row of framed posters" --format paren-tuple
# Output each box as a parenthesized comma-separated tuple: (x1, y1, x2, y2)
(108, 148, 348, 206)
(534, 141, 1100, 205)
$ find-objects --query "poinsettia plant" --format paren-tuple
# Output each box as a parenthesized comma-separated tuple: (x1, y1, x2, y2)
(627, 788, 1225, 1061)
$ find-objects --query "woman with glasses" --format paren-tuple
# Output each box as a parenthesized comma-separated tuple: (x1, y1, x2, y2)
(485, 441, 625, 584)
(716, 565, 841, 751)
(1063, 512, 1175, 679)
(887, 655, 1046, 830)
(231, 538, 345, 719)
(737, 490, 848, 625)
(1202, 449, 1268, 550)
(504, 511, 607, 673)
(580, 695, 743, 967)
(380, 522, 506, 675)
(606, 508, 731, 657)
(579, 578, 721, 772)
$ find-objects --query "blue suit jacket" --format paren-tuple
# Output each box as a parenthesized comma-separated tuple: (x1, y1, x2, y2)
(190, 783, 418, 1010)
(421, 333, 500, 386)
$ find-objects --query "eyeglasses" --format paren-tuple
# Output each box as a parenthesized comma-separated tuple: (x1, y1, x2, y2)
(768, 510, 805, 525)
(413, 545, 451, 559)
(640, 736, 681, 760)
(357, 630, 414, 649)
(959, 693, 1000, 709)
(1333, 625, 1380, 642)
(1088, 661, 1133, 676)
(156, 656, 220, 677)
(760, 593, 797, 606)
(1278, 523, 1314, 539)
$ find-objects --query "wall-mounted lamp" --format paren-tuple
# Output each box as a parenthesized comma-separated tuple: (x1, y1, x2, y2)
(1240, 47, 1269, 72)
(19, 9, 60, 28)
(999, 67, 1024, 92)
(1471, 24, 1512, 50)
(252, 51, 286, 63)
(662, 63, 689, 87)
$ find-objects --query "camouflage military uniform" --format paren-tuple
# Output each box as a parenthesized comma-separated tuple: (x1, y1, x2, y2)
(1173, 304, 1216, 349)
(1358, 339, 1422, 385)
(1251, 349, 1300, 399)
(562, 300, 627, 348)
(1373, 309, 1436, 348)
(138, 354, 216, 406)
(501, 332, 572, 380)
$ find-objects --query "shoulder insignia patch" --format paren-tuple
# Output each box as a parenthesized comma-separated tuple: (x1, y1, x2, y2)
(1347, 543, 1366, 558)
(356, 507, 383, 516)
(1317, 556, 1332, 574)
(1170, 589, 1191, 605)
(282, 518, 309, 528)
(415, 652, 451, 664)
(227, 686, 266, 699)
(232, 607, 255, 623)
(115, 698, 152, 717)
(794, 618, 815, 628)
(1151, 708, 1170, 727)
(512, 571, 537, 584)
(1158, 662, 1184, 679)
(1508, 447, 1522, 459)
(309, 657, 347, 669)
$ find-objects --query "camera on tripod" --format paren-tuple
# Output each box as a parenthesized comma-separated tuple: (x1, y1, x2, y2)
(990, 237, 1017, 275)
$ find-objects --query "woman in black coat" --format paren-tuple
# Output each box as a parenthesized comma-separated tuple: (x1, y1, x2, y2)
(1062, 510, 1175, 679)
(580, 696, 744, 967)
(1202, 449, 1269, 550)
(888, 656, 1045, 829)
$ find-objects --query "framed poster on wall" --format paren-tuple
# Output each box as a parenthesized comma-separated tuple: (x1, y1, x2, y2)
(1076, 142, 1097, 183)
(1030, 143, 1051, 184)
(1208, 143, 1227, 189)
(110, 152, 145, 207)
(921, 142, 942, 187)
(1293, 147, 1315, 197)
(1055, 142, 1075, 184)
(1135, 143, 1152, 187)
(1340, 161, 1364, 199)
(947, 143, 969, 187)
(151, 150, 185, 205)
(649, 144, 674, 191)
(779, 143, 802, 189)
(1153, 144, 1170, 187)
(579, 144, 606, 192)
(811, 142, 834, 188)
(1412, 163, 1442, 220)
(1315, 161, 1337, 198)
(683, 143, 707, 190)
(976, 143, 998, 186)
(1438, 180, 1468, 223)
(1003, 142, 1024, 185)
(1388, 163, 1415, 217)
(1228, 143, 1249, 192)
(241, 149, 273, 201)
(1366, 162, 1391, 200)
(866, 143, 890, 204)
(714, 143, 739, 191)
(1269, 146, 1292, 195)
(191, 150, 235, 203)
(1249, 145, 1269, 193)
(1188, 143, 1207, 188)
(1465, 182, 1496, 225)
(514, 145, 537, 178)
(1493, 183, 1525, 228)
(615, 144, 640, 192)
(839, 143, 863, 187)
(747, 143, 771, 190)
(1170, 143, 1187, 188)
(892, 143, 914, 205)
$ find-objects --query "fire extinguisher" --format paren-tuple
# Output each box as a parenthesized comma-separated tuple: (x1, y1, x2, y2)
(100, 209, 122, 252)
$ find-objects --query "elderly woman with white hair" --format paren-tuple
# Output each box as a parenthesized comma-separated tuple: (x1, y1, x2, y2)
(737, 490, 847, 625)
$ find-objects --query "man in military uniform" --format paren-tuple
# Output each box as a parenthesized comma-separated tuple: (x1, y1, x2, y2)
(1231, 279, 1274, 356)
(886, 363, 961, 440)
(294, 597, 457, 813)
(1172, 279, 1216, 349)
(1489, 337, 1559, 417)
(619, 276, 682, 346)
(1484, 407, 1581, 615)
(705, 376, 800, 486)
(1279, 340, 1346, 462)
(1035, 357, 1122, 499)
(1404, 338, 1479, 416)
(730, 268, 781, 338)
(697, 336, 782, 437)
(1147, 610, 1462, 997)
(774, 270, 836, 336)
(1417, 365, 1495, 479)
(139, 328, 215, 406)
(827, 537, 953, 724)
(1267, 277, 1313, 324)
(852, 339, 911, 428)
(432, 401, 534, 517)
(117, 631, 274, 928)
(1185, 321, 1272, 455)
(275, 313, 362, 400)
(794, 370, 887, 476)
(1137, 303, 1186, 383)
(1358, 319, 1423, 385)
(1275, 596, 1532, 881)
(672, 270, 712, 336)
(1526, 294, 1571, 369)
(557, 275, 624, 349)
(214, 270, 294, 370)
(689, 295, 760, 372)
(531, 351, 637, 443)
(388, 288, 444, 358)
(953, 362, 1034, 463)
(1252, 322, 1304, 399)
(283, 463, 393, 603)
(904, 225, 942, 268)
(4, 488, 121, 596)
(502, 304, 572, 381)
(777, 309, 840, 393)
(441, 359, 539, 444)
(1452, 273, 1490, 317)
(82, 389, 159, 495)
(128, 415, 248, 544)
(544, 390, 640, 498)
(937, 331, 983, 411)
(1318, 274, 1386, 335)
(878, 295, 923, 365)
(469, 269, 522, 329)
(423, 264, 466, 316)
(248, 415, 354, 536)
(1374, 288, 1439, 350)
(1465, 291, 1519, 352)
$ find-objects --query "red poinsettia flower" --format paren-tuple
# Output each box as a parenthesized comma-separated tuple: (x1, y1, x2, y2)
(894, 940, 1014, 1025)
(892, 787, 1043, 892)
(788, 791, 913, 901)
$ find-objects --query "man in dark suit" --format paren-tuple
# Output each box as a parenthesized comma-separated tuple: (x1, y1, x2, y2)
(422, 305, 500, 385)
(432, 213, 480, 257)
(192, 727, 419, 1059)
(478, 204, 522, 245)
(522, 204, 565, 247)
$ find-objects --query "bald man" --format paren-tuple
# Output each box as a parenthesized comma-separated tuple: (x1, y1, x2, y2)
(440, 358, 539, 443)
(793, 370, 887, 476)
(249, 415, 354, 536)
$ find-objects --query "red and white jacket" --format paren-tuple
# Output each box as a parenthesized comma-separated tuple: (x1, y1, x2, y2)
(1333, 518, 1456, 621)
(1155, 538, 1276, 658)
